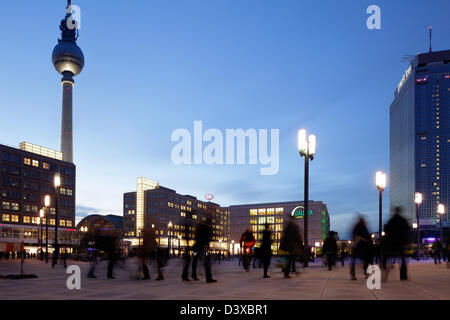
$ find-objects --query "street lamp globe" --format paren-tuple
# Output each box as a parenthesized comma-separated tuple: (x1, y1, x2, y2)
(45, 195, 51, 207)
(376, 171, 387, 190)
(54, 174, 61, 188)
(40, 209, 45, 218)
(415, 192, 423, 205)
(438, 204, 445, 215)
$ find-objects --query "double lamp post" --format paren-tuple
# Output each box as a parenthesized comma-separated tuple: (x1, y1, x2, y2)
(297, 129, 316, 267)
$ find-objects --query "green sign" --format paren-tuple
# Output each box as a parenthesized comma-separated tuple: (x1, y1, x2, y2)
(291, 206, 313, 218)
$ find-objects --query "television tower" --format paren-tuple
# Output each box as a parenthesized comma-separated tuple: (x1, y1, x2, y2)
(52, 0, 84, 163)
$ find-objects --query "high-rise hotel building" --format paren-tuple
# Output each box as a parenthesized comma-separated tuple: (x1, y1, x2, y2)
(0, 142, 76, 252)
(390, 49, 450, 236)
(123, 178, 230, 253)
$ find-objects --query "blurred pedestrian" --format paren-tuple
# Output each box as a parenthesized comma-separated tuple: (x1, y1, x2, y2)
(260, 223, 273, 278)
(432, 239, 442, 265)
(240, 229, 255, 272)
(279, 215, 303, 278)
(350, 216, 372, 280)
(384, 207, 410, 281)
(323, 232, 338, 271)
(191, 218, 216, 283)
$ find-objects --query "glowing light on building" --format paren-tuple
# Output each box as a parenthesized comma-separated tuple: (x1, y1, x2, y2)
(136, 177, 159, 232)
(19, 142, 63, 161)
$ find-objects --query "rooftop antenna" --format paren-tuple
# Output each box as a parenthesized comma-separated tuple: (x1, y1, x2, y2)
(428, 25, 432, 53)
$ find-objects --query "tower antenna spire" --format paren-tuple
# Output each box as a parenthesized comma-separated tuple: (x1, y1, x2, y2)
(429, 25, 432, 53)
(67, 0, 71, 9)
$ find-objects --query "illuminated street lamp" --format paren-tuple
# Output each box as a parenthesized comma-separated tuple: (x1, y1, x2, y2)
(52, 174, 61, 267)
(298, 129, 316, 267)
(39, 209, 44, 260)
(375, 171, 387, 243)
(44, 195, 50, 264)
(168, 221, 173, 257)
(438, 204, 445, 242)
(415, 192, 422, 260)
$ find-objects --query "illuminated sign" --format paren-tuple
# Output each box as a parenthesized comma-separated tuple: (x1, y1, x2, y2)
(397, 64, 413, 93)
(291, 206, 313, 218)
(205, 193, 214, 201)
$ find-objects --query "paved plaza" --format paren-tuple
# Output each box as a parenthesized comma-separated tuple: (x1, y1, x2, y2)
(0, 258, 449, 300)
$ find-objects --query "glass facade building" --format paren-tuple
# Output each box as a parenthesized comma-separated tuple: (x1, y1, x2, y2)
(390, 49, 450, 235)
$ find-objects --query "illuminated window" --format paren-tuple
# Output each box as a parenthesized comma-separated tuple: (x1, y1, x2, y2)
(249, 209, 258, 215)
(11, 215, 19, 222)
(2, 201, 10, 210)
(50, 219, 55, 226)
(11, 203, 19, 211)
(24, 157, 31, 165)
(181, 212, 186, 217)
(66, 220, 72, 227)
(187, 207, 192, 212)
(32, 160, 39, 167)
(187, 201, 192, 205)
(60, 220, 66, 227)
(267, 208, 275, 214)
(275, 208, 284, 214)
(192, 214, 198, 220)
(31, 217, 38, 224)
(2, 214, 10, 222)
(43, 162, 50, 169)
(23, 216, 31, 223)
(267, 216, 275, 224)
(258, 217, 266, 224)
(258, 208, 266, 215)
(168, 202, 174, 207)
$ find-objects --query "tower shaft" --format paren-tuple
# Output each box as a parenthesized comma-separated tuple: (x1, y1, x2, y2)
(61, 72, 74, 163)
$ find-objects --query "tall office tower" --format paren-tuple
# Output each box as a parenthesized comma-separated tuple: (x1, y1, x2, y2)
(52, 1, 84, 163)
(390, 49, 450, 237)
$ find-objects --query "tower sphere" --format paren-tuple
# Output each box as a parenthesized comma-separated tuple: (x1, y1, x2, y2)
(52, 41, 84, 76)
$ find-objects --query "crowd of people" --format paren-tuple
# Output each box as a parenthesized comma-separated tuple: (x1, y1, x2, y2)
(1, 206, 449, 282)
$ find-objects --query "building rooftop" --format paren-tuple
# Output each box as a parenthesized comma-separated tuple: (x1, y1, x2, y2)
(19, 141, 63, 161)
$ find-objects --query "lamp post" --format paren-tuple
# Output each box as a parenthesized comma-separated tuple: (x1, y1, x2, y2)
(39, 209, 44, 260)
(298, 129, 316, 267)
(44, 195, 50, 264)
(52, 174, 61, 267)
(178, 235, 182, 257)
(168, 222, 173, 257)
(375, 171, 387, 244)
(415, 192, 422, 260)
(438, 204, 445, 242)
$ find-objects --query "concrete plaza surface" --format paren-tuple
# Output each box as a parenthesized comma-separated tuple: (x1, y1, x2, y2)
(0, 258, 449, 300)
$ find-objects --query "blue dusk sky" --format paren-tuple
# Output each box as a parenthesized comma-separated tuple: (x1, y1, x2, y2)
(1, 0, 449, 238)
